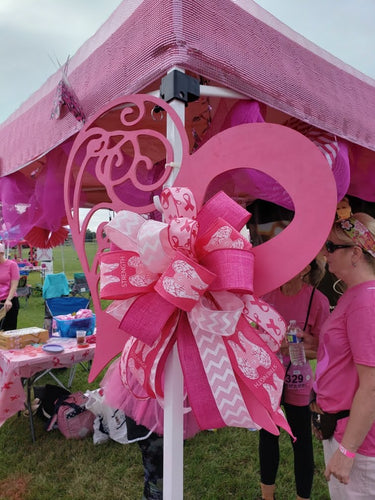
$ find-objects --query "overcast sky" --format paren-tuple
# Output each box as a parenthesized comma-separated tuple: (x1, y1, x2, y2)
(256, 0, 375, 78)
(0, 0, 123, 123)
(1, 0, 374, 229)
(1, 0, 374, 125)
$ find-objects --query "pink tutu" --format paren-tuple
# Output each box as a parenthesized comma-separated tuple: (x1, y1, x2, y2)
(101, 359, 201, 439)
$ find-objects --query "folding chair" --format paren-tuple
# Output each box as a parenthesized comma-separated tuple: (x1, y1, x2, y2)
(45, 296, 90, 336)
(16, 275, 32, 306)
(44, 296, 92, 387)
(70, 272, 90, 298)
(42, 273, 71, 334)
(42, 272, 70, 300)
(36, 274, 92, 389)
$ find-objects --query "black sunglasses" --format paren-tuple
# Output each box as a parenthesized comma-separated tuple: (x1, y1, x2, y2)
(325, 241, 354, 254)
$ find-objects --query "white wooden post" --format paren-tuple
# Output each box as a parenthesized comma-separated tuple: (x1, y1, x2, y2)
(163, 68, 185, 500)
(161, 74, 246, 499)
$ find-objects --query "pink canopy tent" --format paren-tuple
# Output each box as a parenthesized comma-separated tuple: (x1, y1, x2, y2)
(0, 1, 372, 496)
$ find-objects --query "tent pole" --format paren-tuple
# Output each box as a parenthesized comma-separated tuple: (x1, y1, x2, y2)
(61, 244, 65, 274)
(148, 84, 248, 100)
(162, 67, 185, 500)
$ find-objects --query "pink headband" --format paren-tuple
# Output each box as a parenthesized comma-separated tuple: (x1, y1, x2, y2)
(337, 217, 375, 258)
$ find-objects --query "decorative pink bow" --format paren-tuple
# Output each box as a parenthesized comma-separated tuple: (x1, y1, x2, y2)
(100, 187, 291, 436)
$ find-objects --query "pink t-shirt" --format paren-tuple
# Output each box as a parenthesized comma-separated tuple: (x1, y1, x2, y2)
(315, 281, 375, 456)
(0, 259, 20, 300)
(264, 284, 330, 406)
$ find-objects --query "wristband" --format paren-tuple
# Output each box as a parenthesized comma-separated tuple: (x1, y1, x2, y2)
(339, 444, 356, 459)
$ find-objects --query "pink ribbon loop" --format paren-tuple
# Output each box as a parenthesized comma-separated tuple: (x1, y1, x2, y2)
(196, 191, 250, 234)
(100, 250, 158, 300)
(189, 292, 243, 336)
(161, 186, 197, 221)
(154, 252, 216, 312)
(137, 220, 171, 273)
(168, 218, 198, 259)
(105, 211, 145, 252)
(119, 292, 176, 345)
(200, 249, 254, 292)
(195, 216, 252, 260)
(101, 186, 293, 436)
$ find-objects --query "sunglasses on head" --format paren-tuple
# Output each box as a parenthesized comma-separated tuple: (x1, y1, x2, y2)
(325, 241, 354, 253)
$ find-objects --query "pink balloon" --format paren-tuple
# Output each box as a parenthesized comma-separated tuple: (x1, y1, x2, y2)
(215, 100, 350, 209)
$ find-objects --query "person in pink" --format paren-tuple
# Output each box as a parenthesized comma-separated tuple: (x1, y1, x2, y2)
(0, 243, 20, 330)
(259, 258, 330, 500)
(313, 213, 375, 499)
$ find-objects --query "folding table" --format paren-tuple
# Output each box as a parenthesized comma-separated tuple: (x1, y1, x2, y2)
(0, 338, 95, 442)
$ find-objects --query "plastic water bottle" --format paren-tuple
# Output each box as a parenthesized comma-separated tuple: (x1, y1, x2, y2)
(286, 320, 306, 366)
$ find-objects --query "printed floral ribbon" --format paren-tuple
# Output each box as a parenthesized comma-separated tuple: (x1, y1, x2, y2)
(338, 216, 375, 257)
(99, 187, 291, 436)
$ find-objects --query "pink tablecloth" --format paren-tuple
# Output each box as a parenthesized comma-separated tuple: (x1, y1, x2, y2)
(0, 338, 95, 426)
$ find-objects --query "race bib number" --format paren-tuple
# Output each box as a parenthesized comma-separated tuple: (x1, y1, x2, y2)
(284, 363, 312, 391)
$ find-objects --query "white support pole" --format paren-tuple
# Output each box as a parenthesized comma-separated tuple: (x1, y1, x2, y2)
(61, 243, 65, 274)
(148, 84, 249, 101)
(160, 70, 246, 499)
(163, 68, 185, 500)
(163, 342, 184, 500)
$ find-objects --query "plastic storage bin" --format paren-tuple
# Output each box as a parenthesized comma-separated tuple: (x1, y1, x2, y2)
(54, 315, 96, 338)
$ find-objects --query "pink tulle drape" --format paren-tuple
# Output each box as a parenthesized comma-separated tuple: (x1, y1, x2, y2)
(0, 148, 67, 245)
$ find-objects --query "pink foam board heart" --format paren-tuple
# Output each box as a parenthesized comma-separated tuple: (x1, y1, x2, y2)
(176, 122, 337, 296)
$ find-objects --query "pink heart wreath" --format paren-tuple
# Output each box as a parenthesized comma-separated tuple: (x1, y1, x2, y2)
(64, 94, 338, 436)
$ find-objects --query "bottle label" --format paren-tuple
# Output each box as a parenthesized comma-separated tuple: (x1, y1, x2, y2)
(287, 333, 301, 344)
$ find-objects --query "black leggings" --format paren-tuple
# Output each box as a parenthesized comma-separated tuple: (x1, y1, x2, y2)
(126, 416, 163, 500)
(138, 433, 163, 499)
(259, 403, 314, 499)
(0, 297, 20, 331)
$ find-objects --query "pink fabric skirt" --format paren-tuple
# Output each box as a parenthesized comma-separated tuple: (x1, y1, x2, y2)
(101, 359, 201, 439)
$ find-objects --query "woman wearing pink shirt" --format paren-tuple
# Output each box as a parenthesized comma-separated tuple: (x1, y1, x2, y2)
(313, 213, 375, 499)
(0, 243, 20, 330)
(259, 258, 330, 500)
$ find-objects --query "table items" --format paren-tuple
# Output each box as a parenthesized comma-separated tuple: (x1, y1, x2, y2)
(42, 343, 64, 353)
(76, 330, 86, 346)
(0, 327, 49, 349)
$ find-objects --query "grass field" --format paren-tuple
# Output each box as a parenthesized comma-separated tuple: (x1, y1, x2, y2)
(0, 243, 330, 499)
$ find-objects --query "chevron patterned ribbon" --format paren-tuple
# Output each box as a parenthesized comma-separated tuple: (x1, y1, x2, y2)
(99, 187, 292, 436)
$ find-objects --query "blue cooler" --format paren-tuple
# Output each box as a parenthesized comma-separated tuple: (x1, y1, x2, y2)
(54, 315, 96, 338)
